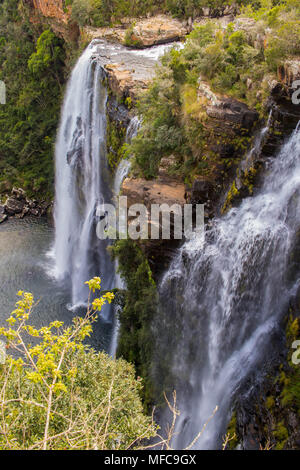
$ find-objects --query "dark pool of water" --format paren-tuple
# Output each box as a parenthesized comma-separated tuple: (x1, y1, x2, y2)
(0, 217, 112, 351)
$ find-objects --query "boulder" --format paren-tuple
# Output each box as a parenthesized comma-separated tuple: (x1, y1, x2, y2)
(198, 79, 259, 159)
(127, 15, 187, 47)
(278, 59, 300, 88)
(4, 197, 25, 215)
(11, 187, 26, 201)
(122, 176, 186, 210)
(1, 188, 50, 220)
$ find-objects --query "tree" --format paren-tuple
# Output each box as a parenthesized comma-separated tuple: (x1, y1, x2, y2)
(0, 277, 157, 450)
(28, 29, 65, 85)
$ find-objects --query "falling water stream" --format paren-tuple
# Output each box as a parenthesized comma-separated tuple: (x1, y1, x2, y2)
(53, 40, 169, 352)
(154, 125, 300, 449)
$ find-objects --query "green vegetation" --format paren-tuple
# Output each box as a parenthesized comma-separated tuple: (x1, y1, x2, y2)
(106, 116, 127, 170)
(222, 180, 239, 213)
(273, 420, 289, 450)
(0, 278, 157, 450)
(127, 0, 300, 181)
(261, 315, 300, 449)
(124, 23, 143, 48)
(226, 411, 239, 449)
(279, 316, 300, 413)
(0, 1, 67, 198)
(70, 1, 267, 28)
(111, 239, 158, 407)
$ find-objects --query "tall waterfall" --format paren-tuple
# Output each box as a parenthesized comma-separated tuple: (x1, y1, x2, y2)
(53, 38, 176, 352)
(155, 125, 300, 449)
(54, 42, 114, 310)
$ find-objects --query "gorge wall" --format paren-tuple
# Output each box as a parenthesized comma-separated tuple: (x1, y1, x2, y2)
(32, 0, 70, 22)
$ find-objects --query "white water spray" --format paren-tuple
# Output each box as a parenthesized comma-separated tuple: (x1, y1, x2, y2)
(155, 125, 300, 449)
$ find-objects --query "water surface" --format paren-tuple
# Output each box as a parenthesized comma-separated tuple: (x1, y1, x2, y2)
(0, 217, 112, 350)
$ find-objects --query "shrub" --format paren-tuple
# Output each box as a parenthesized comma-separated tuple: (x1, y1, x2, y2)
(0, 279, 157, 450)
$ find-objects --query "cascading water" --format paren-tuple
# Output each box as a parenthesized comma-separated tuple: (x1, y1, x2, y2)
(54, 42, 114, 319)
(154, 124, 300, 449)
(53, 37, 177, 351)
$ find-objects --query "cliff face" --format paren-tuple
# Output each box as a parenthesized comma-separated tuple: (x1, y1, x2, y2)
(32, 0, 70, 23)
(27, 0, 79, 41)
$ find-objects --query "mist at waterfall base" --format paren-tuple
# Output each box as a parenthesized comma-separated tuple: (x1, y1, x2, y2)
(153, 126, 300, 449)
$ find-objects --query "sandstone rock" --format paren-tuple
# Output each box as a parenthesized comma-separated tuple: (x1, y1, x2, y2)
(5, 197, 25, 215)
(197, 80, 259, 159)
(2, 188, 50, 219)
(105, 64, 148, 102)
(247, 78, 253, 90)
(278, 59, 300, 88)
(122, 176, 186, 210)
(122, 175, 187, 274)
(28, 0, 79, 42)
(198, 79, 258, 128)
(128, 15, 187, 47)
(11, 187, 26, 201)
(86, 15, 187, 48)
(32, 0, 70, 24)
(206, 98, 258, 129)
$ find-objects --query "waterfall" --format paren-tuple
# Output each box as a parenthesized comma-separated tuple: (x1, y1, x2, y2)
(53, 42, 114, 313)
(52, 36, 175, 352)
(155, 125, 300, 449)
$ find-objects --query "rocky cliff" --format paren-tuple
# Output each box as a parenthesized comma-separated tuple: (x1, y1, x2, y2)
(32, 0, 70, 23)
(25, 0, 79, 41)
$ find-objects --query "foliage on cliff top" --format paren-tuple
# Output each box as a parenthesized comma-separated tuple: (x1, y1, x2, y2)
(70, 0, 264, 28)
(128, 0, 300, 179)
(0, 278, 157, 450)
(0, 1, 67, 198)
